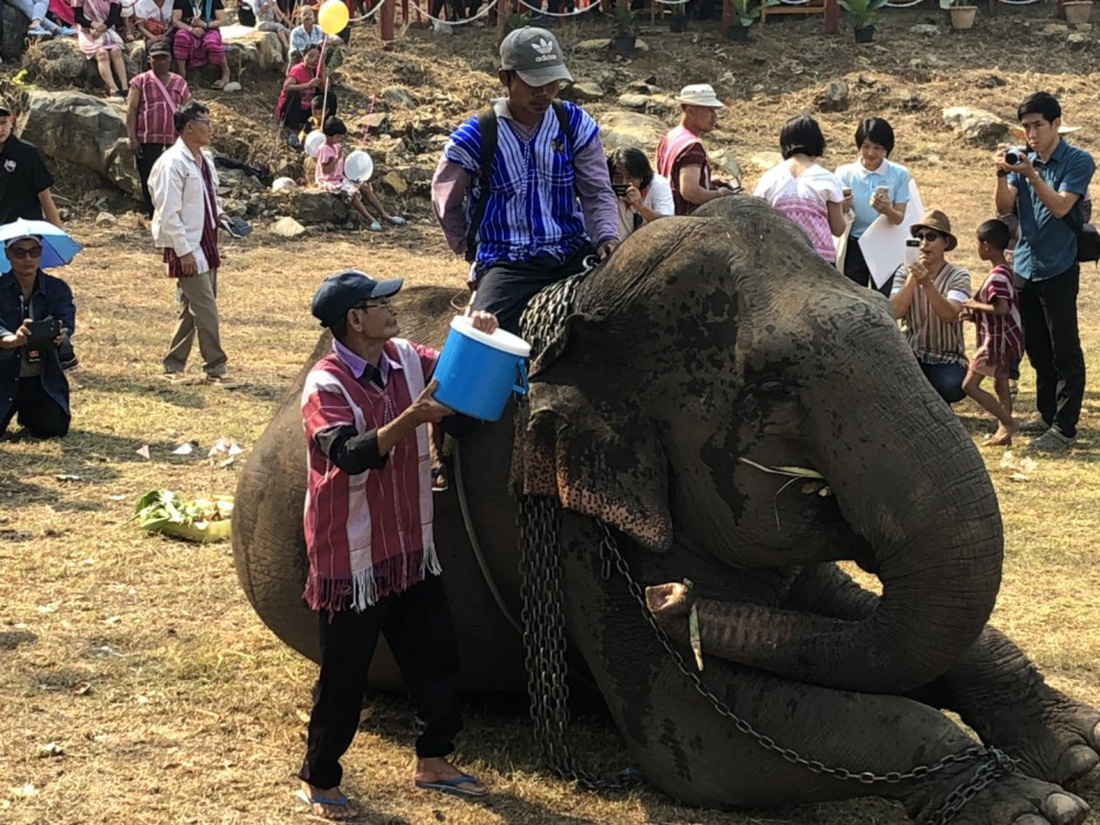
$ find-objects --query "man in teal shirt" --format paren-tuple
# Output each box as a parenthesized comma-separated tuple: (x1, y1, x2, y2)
(995, 92, 1094, 451)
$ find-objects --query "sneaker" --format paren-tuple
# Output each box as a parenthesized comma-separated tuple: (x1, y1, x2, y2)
(367, 220, 382, 232)
(388, 215, 406, 226)
(1018, 417, 1051, 435)
(27, 25, 51, 37)
(1029, 428, 1075, 452)
(205, 374, 241, 389)
(61, 355, 79, 371)
(58, 26, 77, 36)
(285, 130, 302, 150)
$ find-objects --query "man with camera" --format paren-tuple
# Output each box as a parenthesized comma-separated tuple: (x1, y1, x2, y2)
(995, 91, 1094, 451)
(0, 234, 76, 439)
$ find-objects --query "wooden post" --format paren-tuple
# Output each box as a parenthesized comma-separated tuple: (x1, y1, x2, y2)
(721, 0, 733, 34)
(497, 0, 511, 40)
(1057, 0, 1066, 19)
(824, 0, 838, 33)
(381, 0, 395, 41)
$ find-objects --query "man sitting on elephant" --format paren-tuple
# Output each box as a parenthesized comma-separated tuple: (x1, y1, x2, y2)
(430, 26, 619, 334)
(296, 270, 496, 819)
(889, 209, 971, 404)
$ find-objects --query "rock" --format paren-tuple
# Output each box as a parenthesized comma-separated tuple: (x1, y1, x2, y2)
(976, 74, 1006, 88)
(745, 151, 784, 172)
(1068, 32, 1090, 47)
(94, 211, 117, 227)
(709, 147, 742, 183)
(910, 23, 939, 35)
(942, 105, 1012, 148)
(2, 5, 29, 63)
(598, 110, 668, 154)
(252, 31, 285, 70)
(222, 81, 243, 93)
(289, 191, 349, 223)
(1041, 23, 1070, 35)
(577, 38, 612, 51)
(19, 90, 141, 197)
(381, 86, 418, 110)
(561, 80, 605, 103)
(899, 91, 926, 112)
(360, 112, 389, 132)
(381, 171, 408, 195)
(815, 81, 849, 113)
(617, 93, 651, 111)
(1078, 23, 1093, 31)
(272, 216, 307, 237)
(634, 38, 650, 51)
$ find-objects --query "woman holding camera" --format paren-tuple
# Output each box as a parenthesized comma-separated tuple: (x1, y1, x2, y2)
(607, 147, 675, 240)
(836, 117, 911, 293)
(0, 234, 76, 439)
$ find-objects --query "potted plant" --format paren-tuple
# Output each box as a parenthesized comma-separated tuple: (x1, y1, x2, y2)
(1063, 0, 1093, 24)
(727, 0, 779, 41)
(839, 0, 889, 41)
(670, 0, 687, 32)
(611, 4, 637, 54)
(940, 0, 977, 29)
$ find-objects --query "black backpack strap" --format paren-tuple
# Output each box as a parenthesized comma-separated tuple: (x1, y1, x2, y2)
(551, 99, 575, 154)
(465, 108, 498, 264)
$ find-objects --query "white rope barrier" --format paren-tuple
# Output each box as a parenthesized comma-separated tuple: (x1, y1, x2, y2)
(649, 0, 693, 7)
(885, 0, 923, 7)
(405, 0, 499, 24)
(515, 0, 602, 17)
(349, 2, 384, 21)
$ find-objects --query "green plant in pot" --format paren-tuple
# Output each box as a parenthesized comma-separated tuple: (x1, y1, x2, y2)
(839, 0, 889, 41)
(940, 0, 977, 29)
(611, 4, 637, 54)
(727, 0, 780, 41)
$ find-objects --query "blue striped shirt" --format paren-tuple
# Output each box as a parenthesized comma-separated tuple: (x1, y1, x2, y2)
(442, 100, 598, 267)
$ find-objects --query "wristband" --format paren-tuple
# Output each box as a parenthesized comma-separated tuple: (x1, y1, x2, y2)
(996, 170, 1008, 178)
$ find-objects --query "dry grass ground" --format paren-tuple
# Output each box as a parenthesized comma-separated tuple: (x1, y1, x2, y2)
(4, 9, 1100, 825)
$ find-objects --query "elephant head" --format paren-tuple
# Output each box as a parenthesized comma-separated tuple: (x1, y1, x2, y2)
(515, 197, 1002, 694)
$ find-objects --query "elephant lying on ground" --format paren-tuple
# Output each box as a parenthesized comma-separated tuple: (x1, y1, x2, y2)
(233, 197, 1100, 824)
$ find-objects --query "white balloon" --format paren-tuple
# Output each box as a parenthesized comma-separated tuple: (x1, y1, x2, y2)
(345, 150, 374, 183)
(304, 130, 326, 160)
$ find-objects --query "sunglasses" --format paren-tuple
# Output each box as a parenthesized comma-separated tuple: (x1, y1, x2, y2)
(354, 297, 393, 311)
(8, 245, 43, 259)
(914, 230, 943, 243)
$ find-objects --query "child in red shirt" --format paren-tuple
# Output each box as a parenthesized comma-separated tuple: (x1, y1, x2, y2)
(961, 219, 1024, 446)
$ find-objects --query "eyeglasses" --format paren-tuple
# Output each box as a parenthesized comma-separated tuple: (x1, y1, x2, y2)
(189, 117, 212, 127)
(355, 297, 393, 311)
(7, 246, 43, 260)
(914, 230, 943, 243)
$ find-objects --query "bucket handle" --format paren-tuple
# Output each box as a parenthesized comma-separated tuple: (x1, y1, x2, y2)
(513, 358, 529, 395)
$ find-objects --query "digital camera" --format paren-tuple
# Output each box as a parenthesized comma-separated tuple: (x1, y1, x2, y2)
(1004, 147, 1031, 166)
(611, 183, 629, 197)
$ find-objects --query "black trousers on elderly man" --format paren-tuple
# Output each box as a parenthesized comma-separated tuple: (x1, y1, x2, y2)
(298, 575, 464, 791)
(1, 379, 70, 439)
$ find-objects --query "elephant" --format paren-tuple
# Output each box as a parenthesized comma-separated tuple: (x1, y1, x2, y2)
(233, 197, 1100, 825)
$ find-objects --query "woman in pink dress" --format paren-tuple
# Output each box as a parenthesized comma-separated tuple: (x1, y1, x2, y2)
(71, 0, 130, 97)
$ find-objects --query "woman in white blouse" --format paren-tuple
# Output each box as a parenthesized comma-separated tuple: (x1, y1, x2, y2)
(607, 147, 675, 240)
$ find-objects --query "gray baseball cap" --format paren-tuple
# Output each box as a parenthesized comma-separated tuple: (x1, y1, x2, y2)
(500, 27, 572, 87)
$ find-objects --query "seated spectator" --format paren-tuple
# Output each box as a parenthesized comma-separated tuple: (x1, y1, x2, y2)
(299, 90, 337, 145)
(0, 234, 76, 439)
(116, 0, 136, 41)
(316, 117, 405, 232)
(9, 0, 76, 37)
(289, 6, 341, 66)
(126, 40, 191, 217)
(276, 43, 323, 148)
(888, 209, 970, 404)
(72, 0, 130, 98)
(134, 0, 173, 43)
(753, 115, 846, 265)
(960, 219, 1023, 446)
(250, 0, 290, 54)
(171, 0, 231, 89)
(607, 147, 673, 240)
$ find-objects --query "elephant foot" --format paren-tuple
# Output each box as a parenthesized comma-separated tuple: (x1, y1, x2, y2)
(909, 770, 1089, 825)
(976, 684, 1100, 786)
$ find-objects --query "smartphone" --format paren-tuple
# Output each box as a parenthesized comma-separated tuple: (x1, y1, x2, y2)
(26, 318, 61, 343)
(874, 184, 891, 201)
(904, 238, 920, 267)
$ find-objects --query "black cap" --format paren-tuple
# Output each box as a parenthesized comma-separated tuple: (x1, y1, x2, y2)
(311, 269, 403, 328)
(148, 40, 173, 56)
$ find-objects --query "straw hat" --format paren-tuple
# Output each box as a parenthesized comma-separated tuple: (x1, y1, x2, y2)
(676, 84, 724, 108)
(909, 209, 958, 252)
(1008, 123, 1081, 139)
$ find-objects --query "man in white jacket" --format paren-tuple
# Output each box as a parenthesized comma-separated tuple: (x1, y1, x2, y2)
(148, 100, 232, 384)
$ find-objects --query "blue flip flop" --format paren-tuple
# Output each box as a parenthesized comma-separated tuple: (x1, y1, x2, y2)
(413, 773, 488, 798)
(295, 788, 355, 818)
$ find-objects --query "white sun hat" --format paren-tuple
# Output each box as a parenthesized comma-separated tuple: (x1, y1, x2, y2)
(676, 84, 725, 108)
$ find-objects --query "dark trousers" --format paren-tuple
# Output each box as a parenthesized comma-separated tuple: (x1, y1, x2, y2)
(1017, 265, 1085, 438)
(137, 143, 167, 218)
(1, 379, 70, 438)
(473, 244, 594, 334)
(298, 575, 463, 790)
(920, 361, 967, 405)
(842, 237, 893, 297)
(279, 92, 310, 133)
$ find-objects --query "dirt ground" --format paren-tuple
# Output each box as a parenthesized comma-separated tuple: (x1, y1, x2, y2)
(3, 7, 1100, 825)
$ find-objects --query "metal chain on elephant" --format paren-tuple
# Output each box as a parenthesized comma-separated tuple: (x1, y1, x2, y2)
(593, 521, 1017, 824)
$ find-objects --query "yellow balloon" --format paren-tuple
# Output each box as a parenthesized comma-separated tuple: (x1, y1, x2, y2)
(317, 0, 349, 34)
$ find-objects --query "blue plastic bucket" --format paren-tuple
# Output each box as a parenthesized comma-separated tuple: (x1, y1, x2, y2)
(432, 316, 532, 421)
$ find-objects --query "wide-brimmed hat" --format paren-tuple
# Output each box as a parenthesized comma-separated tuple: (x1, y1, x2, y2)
(311, 269, 403, 328)
(910, 209, 957, 252)
(499, 27, 572, 87)
(676, 84, 724, 109)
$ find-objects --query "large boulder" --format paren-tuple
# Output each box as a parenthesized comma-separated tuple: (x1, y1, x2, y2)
(598, 110, 669, 154)
(22, 39, 142, 86)
(19, 90, 140, 198)
(2, 5, 29, 64)
(942, 106, 1012, 148)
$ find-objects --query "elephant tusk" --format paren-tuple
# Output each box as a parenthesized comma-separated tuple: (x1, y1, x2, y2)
(685, 578, 704, 672)
(738, 456, 826, 480)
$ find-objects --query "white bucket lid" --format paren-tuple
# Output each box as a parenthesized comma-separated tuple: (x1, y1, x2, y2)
(449, 315, 531, 357)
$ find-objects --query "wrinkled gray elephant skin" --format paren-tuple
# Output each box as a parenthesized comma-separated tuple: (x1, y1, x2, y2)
(233, 198, 1100, 825)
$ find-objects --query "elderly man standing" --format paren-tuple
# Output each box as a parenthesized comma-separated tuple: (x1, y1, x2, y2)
(657, 84, 740, 216)
(431, 26, 619, 334)
(889, 209, 971, 404)
(148, 100, 233, 384)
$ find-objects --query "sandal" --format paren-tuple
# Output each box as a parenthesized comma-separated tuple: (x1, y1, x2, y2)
(295, 788, 357, 820)
(431, 465, 448, 493)
(414, 773, 488, 798)
(367, 220, 382, 232)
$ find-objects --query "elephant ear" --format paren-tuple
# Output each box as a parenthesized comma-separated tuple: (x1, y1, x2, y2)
(514, 365, 673, 555)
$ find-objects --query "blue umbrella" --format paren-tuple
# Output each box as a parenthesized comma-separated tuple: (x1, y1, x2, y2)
(0, 219, 83, 274)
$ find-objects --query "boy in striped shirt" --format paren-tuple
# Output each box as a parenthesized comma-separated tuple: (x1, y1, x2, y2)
(961, 220, 1024, 446)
